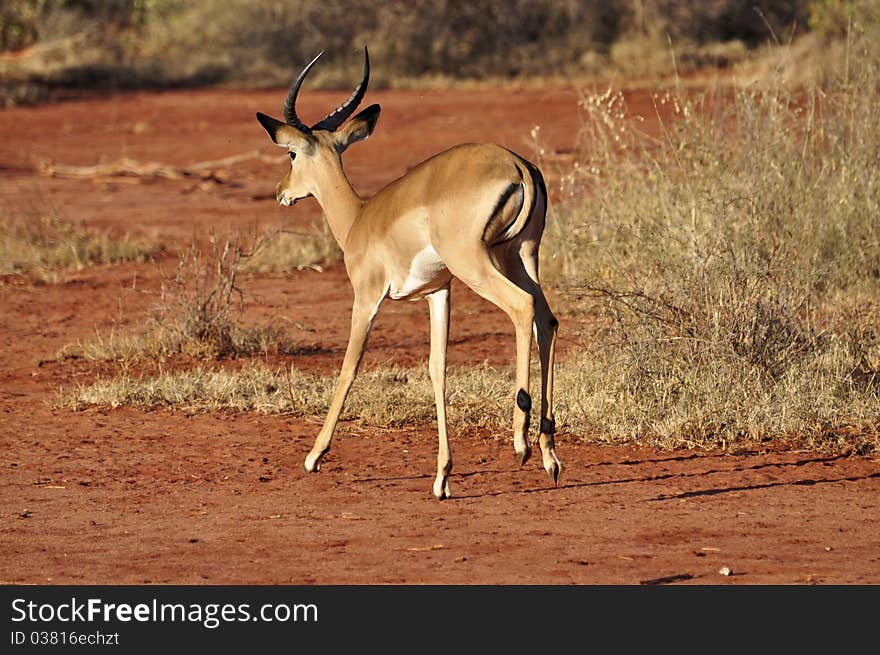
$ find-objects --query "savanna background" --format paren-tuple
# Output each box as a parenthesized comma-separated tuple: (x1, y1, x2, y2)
(1, 1, 878, 584)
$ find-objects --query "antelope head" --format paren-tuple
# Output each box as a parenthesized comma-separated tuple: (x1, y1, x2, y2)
(256, 47, 380, 207)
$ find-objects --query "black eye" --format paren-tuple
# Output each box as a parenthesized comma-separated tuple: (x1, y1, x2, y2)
(289, 151, 296, 161)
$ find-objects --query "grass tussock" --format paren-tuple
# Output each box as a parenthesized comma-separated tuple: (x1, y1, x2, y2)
(66, 320, 302, 365)
(537, 17, 880, 453)
(0, 214, 158, 278)
(240, 223, 341, 273)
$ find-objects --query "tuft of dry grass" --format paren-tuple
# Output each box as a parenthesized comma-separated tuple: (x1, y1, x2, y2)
(0, 213, 159, 279)
(240, 223, 341, 273)
(63, 320, 303, 365)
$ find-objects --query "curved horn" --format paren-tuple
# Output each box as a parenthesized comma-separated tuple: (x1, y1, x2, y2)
(311, 46, 370, 132)
(283, 51, 324, 132)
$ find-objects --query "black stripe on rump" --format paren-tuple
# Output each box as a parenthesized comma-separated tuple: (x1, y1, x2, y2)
(481, 181, 523, 245)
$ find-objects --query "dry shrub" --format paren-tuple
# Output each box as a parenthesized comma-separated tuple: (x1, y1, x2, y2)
(638, 0, 809, 45)
(539, 24, 880, 452)
(63, 221, 340, 365)
(145, 236, 311, 360)
(154, 237, 248, 358)
(67, 235, 302, 363)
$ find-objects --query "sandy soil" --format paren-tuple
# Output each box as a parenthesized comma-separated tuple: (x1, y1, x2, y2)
(1, 86, 878, 584)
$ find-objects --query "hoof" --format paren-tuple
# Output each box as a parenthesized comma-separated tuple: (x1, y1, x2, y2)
(539, 434, 561, 485)
(303, 451, 325, 473)
(542, 446, 562, 485)
(543, 451, 562, 485)
(433, 476, 451, 500)
(517, 446, 532, 467)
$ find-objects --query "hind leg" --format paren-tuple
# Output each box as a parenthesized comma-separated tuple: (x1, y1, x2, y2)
(496, 239, 562, 483)
(522, 253, 562, 483)
(447, 252, 535, 466)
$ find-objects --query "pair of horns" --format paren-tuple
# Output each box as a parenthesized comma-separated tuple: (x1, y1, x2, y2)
(283, 47, 370, 133)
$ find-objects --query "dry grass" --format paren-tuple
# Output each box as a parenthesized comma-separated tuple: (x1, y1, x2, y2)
(64, 320, 303, 365)
(59, 221, 340, 364)
(66, 364, 439, 425)
(537, 17, 880, 453)
(60, 362, 535, 437)
(63, 354, 878, 455)
(62, 235, 305, 363)
(0, 213, 158, 279)
(240, 223, 341, 274)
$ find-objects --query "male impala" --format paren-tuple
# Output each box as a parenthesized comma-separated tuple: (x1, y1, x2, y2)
(257, 48, 561, 499)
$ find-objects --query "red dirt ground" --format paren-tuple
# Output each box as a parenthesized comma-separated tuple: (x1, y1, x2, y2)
(1, 86, 878, 585)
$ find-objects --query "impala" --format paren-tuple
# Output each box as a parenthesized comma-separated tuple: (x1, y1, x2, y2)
(256, 48, 561, 499)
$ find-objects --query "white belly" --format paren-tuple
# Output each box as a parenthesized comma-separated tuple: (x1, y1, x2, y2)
(389, 244, 448, 300)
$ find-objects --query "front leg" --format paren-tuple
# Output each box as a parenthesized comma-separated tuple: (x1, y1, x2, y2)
(427, 286, 452, 499)
(304, 290, 386, 473)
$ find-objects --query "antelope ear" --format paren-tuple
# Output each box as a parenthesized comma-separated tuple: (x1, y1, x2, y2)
(333, 104, 380, 152)
(256, 112, 312, 149)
